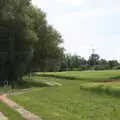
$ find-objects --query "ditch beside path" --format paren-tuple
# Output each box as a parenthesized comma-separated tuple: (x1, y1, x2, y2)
(0, 94, 43, 120)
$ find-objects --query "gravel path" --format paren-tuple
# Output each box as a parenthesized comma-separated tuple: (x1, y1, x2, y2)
(0, 94, 43, 120)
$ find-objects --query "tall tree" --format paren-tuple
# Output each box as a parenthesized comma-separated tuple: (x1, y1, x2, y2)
(108, 60, 119, 69)
(0, 0, 38, 83)
(0, 0, 64, 84)
(30, 7, 64, 72)
(60, 54, 87, 71)
(88, 53, 100, 65)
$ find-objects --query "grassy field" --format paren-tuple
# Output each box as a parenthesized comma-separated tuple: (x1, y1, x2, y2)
(0, 101, 25, 120)
(9, 70, 120, 120)
(0, 87, 25, 120)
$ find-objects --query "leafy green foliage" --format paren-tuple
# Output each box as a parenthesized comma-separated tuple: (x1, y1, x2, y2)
(60, 53, 120, 71)
(60, 54, 86, 71)
(88, 53, 100, 65)
(0, 0, 36, 83)
(0, 0, 64, 83)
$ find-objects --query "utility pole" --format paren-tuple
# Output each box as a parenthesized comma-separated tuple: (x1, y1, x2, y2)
(89, 48, 96, 55)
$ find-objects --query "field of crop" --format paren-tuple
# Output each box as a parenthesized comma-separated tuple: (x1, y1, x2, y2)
(9, 70, 120, 120)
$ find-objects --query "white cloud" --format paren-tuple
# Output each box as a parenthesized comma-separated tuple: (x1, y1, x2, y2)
(56, 0, 84, 6)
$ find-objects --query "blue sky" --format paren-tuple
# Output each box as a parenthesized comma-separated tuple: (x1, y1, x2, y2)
(32, 0, 120, 60)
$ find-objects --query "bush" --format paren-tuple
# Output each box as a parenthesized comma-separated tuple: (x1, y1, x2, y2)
(113, 65, 120, 70)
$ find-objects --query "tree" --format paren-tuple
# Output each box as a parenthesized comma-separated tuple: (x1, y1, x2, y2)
(108, 60, 119, 69)
(60, 54, 87, 71)
(0, 0, 64, 84)
(99, 59, 108, 65)
(88, 53, 100, 65)
(30, 8, 64, 72)
(60, 52, 120, 71)
(0, 0, 38, 84)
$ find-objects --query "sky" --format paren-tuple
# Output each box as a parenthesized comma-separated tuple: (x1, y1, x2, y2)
(32, 0, 120, 60)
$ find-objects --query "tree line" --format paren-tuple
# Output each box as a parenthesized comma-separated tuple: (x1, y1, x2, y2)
(60, 53, 120, 71)
(0, 0, 63, 84)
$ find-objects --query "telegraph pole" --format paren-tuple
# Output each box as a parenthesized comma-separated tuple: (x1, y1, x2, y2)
(89, 48, 96, 55)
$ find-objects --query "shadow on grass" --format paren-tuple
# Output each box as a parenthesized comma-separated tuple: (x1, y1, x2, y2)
(17, 80, 51, 89)
(94, 76, 120, 83)
(80, 85, 120, 98)
(38, 74, 89, 81)
(0, 80, 51, 94)
(110, 76, 120, 80)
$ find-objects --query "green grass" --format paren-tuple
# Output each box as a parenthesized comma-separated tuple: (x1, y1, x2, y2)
(80, 82, 120, 97)
(0, 101, 25, 120)
(9, 70, 120, 120)
(0, 86, 12, 95)
(37, 70, 120, 81)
